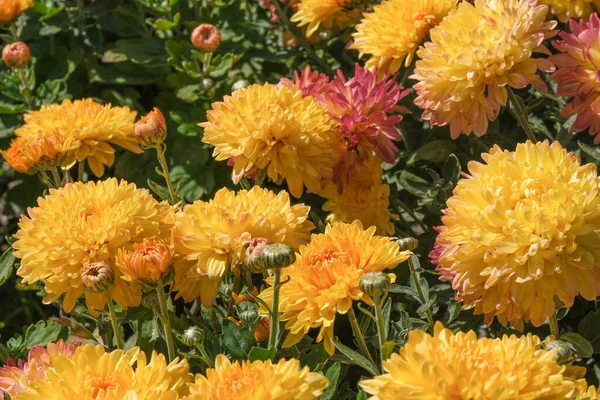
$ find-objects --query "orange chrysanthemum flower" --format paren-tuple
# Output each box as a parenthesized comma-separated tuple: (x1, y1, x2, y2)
(431, 141, 600, 328)
(351, 0, 458, 75)
(1, 133, 69, 174)
(116, 237, 174, 290)
(172, 186, 313, 307)
(0, 0, 33, 22)
(14, 98, 141, 177)
(411, 0, 557, 138)
(13, 178, 172, 313)
(182, 354, 328, 400)
(260, 221, 411, 355)
(291, 0, 363, 37)
(541, 0, 600, 21)
(200, 84, 342, 197)
(359, 322, 584, 399)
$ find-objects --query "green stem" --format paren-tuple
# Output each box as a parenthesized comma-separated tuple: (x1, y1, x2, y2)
(268, 268, 281, 349)
(508, 87, 537, 143)
(16, 68, 34, 111)
(77, 161, 85, 182)
(407, 255, 435, 331)
(50, 167, 62, 188)
(202, 52, 213, 74)
(373, 295, 386, 367)
(347, 307, 378, 372)
(39, 171, 54, 188)
(104, 290, 123, 349)
(549, 311, 560, 339)
(9, 23, 18, 41)
(156, 285, 176, 362)
(196, 344, 214, 368)
(156, 144, 177, 204)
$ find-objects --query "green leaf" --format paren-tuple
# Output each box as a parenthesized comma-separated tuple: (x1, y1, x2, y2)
(0, 248, 15, 287)
(299, 343, 329, 370)
(321, 362, 341, 400)
(398, 171, 434, 197)
(247, 346, 276, 362)
(0, 101, 26, 114)
(388, 284, 417, 297)
(331, 338, 379, 376)
(444, 299, 461, 325)
(578, 141, 600, 162)
(381, 341, 395, 361)
(561, 332, 593, 358)
(407, 140, 457, 165)
(357, 390, 369, 400)
(154, 13, 180, 31)
(209, 54, 235, 78)
(579, 310, 600, 354)
(147, 179, 171, 202)
(443, 154, 461, 183)
(221, 319, 254, 359)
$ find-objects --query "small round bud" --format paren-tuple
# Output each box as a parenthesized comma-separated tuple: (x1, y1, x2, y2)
(181, 326, 205, 347)
(261, 243, 296, 270)
(232, 79, 249, 91)
(81, 262, 115, 293)
(243, 237, 273, 272)
(2, 42, 31, 68)
(359, 272, 391, 298)
(239, 309, 260, 328)
(545, 340, 574, 364)
(202, 78, 214, 91)
(141, 292, 159, 310)
(191, 24, 221, 52)
(397, 237, 418, 252)
(133, 108, 167, 149)
(254, 318, 270, 343)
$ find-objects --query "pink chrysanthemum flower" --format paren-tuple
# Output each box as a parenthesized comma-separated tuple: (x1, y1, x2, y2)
(279, 65, 330, 98)
(550, 14, 600, 142)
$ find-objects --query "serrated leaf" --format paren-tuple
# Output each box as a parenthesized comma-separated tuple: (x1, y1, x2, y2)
(0, 248, 15, 287)
(299, 343, 329, 370)
(247, 346, 276, 362)
(388, 284, 417, 296)
(321, 362, 341, 400)
(561, 332, 593, 358)
(24, 321, 69, 350)
(147, 179, 171, 202)
(398, 171, 434, 197)
(331, 338, 379, 376)
(221, 319, 254, 359)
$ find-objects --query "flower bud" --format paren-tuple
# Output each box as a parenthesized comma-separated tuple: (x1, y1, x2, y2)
(116, 237, 174, 290)
(2, 42, 31, 68)
(133, 108, 167, 149)
(243, 237, 273, 272)
(254, 318, 270, 343)
(397, 237, 418, 252)
(261, 243, 296, 270)
(141, 292, 159, 310)
(202, 78, 214, 91)
(191, 24, 221, 52)
(359, 272, 391, 298)
(181, 326, 205, 347)
(545, 340, 574, 364)
(81, 262, 115, 293)
(239, 308, 260, 328)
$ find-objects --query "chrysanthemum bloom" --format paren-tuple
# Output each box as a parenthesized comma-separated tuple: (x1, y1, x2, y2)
(14, 98, 141, 177)
(432, 141, 600, 328)
(16, 344, 191, 400)
(182, 354, 328, 400)
(0, 0, 33, 22)
(351, 0, 458, 75)
(321, 153, 396, 235)
(549, 14, 600, 142)
(291, 0, 363, 37)
(2, 41, 30, 68)
(1, 133, 68, 174)
(260, 221, 410, 355)
(0, 340, 78, 399)
(116, 237, 174, 290)
(278, 65, 330, 99)
(359, 322, 584, 399)
(578, 385, 600, 399)
(133, 107, 167, 148)
(200, 84, 342, 197)
(411, 0, 557, 139)
(172, 186, 313, 307)
(191, 24, 221, 52)
(541, 0, 600, 21)
(13, 178, 172, 313)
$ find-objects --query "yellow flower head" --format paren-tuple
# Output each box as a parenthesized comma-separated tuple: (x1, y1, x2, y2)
(172, 186, 314, 307)
(116, 237, 174, 290)
(200, 83, 342, 198)
(13, 178, 172, 313)
(260, 221, 411, 355)
(15, 98, 141, 177)
(291, 0, 363, 37)
(321, 152, 396, 235)
(351, 0, 458, 75)
(359, 322, 584, 399)
(1, 133, 69, 174)
(0, 0, 33, 22)
(16, 344, 191, 400)
(182, 354, 328, 400)
(432, 141, 600, 328)
(411, 0, 557, 139)
(541, 0, 600, 21)
(579, 385, 600, 399)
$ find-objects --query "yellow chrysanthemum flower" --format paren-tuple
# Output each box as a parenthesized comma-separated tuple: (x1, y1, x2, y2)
(1, 133, 69, 174)
(0, 0, 33, 22)
(13, 178, 172, 313)
(182, 354, 328, 400)
(541, 0, 600, 21)
(432, 141, 600, 328)
(579, 385, 600, 399)
(351, 0, 458, 75)
(172, 186, 313, 307)
(411, 0, 557, 138)
(291, 0, 363, 37)
(321, 153, 396, 235)
(16, 344, 191, 400)
(200, 83, 342, 198)
(260, 221, 411, 355)
(359, 322, 584, 399)
(15, 98, 141, 177)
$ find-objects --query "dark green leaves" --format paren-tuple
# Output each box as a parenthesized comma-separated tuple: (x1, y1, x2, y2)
(221, 319, 254, 359)
(0, 248, 15, 287)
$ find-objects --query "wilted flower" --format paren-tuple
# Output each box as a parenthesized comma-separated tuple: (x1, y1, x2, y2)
(116, 237, 174, 290)
(550, 14, 600, 142)
(1, 132, 68, 174)
(351, 0, 458, 75)
(13, 179, 172, 313)
(172, 186, 313, 307)
(359, 322, 584, 399)
(0, 0, 33, 22)
(260, 221, 411, 355)
(2, 41, 30, 68)
(432, 141, 600, 328)
(200, 83, 342, 197)
(411, 0, 557, 138)
(191, 24, 221, 52)
(291, 0, 363, 37)
(16, 345, 191, 400)
(541, 0, 600, 21)
(133, 107, 167, 148)
(13, 98, 140, 177)
(181, 354, 328, 400)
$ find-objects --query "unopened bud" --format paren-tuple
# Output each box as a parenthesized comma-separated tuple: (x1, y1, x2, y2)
(133, 108, 167, 149)
(141, 292, 159, 310)
(545, 340, 574, 364)
(243, 237, 273, 272)
(2, 42, 31, 68)
(397, 237, 418, 252)
(254, 318, 270, 343)
(181, 326, 204, 347)
(359, 272, 391, 298)
(261, 243, 296, 270)
(191, 24, 221, 52)
(239, 308, 260, 328)
(81, 262, 114, 293)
